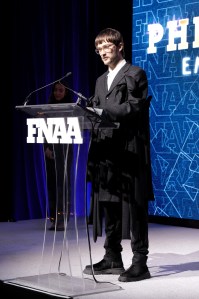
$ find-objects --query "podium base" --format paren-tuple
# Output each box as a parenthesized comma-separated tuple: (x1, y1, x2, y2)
(3, 273, 122, 298)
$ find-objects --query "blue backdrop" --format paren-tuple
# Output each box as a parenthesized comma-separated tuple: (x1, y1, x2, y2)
(132, 0, 199, 222)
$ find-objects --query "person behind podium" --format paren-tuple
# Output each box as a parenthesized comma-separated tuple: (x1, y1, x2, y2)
(83, 28, 154, 282)
(44, 81, 73, 231)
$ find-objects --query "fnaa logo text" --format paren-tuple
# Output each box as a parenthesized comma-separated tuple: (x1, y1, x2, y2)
(27, 117, 83, 144)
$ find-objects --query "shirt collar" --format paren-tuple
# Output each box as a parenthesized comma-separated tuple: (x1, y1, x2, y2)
(108, 59, 126, 75)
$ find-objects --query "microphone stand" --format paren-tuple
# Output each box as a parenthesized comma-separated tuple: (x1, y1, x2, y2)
(23, 72, 72, 106)
(59, 82, 105, 125)
(59, 82, 89, 105)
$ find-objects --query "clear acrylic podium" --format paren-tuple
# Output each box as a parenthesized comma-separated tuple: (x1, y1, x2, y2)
(6, 103, 122, 298)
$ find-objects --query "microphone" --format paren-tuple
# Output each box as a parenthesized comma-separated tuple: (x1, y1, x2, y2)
(23, 72, 72, 106)
(59, 82, 88, 102)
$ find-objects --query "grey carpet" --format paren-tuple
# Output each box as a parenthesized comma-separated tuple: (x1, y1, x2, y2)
(0, 218, 199, 299)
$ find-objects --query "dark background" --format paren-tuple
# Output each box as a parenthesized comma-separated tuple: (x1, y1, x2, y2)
(1, 0, 132, 221)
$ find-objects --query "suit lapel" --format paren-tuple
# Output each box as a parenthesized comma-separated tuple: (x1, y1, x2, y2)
(107, 62, 130, 94)
(101, 71, 109, 93)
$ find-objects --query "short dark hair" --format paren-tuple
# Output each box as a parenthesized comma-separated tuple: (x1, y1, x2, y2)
(95, 28, 125, 57)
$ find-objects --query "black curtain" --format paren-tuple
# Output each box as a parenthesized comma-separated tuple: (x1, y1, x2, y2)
(2, 0, 132, 221)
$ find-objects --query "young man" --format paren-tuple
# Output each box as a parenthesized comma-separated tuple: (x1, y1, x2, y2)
(83, 28, 154, 282)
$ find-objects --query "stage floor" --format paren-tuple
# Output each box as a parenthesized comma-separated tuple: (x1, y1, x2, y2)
(0, 217, 199, 299)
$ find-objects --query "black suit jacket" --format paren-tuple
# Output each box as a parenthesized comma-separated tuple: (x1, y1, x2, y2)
(87, 61, 154, 241)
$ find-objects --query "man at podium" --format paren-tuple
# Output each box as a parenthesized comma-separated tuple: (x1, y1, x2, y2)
(83, 28, 154, 282)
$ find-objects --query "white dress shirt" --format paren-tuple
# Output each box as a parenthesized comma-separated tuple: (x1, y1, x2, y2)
(107, 59, 126, 90)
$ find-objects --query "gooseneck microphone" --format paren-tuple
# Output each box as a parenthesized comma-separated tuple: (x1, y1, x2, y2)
(23, 72, 72, 106)
(59, 82, 88, 102)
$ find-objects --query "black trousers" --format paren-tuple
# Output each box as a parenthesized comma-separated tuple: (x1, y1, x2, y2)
(103, 200, 149, 263)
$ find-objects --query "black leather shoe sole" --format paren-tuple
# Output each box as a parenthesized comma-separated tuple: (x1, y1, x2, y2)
(48, 223, 55, 230)
(83, 266, 124, 275)
(83, 258, 125, 275)
(48, 223, 65, 231)
(118, 270, 151, 282)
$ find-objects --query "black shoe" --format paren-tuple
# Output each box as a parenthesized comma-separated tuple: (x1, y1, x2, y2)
(48, 222, 55, 230)
(56, 221, 65, 231)
(118, 264, 151, 282)
(48, 221, 65, 231)
(83, 258, 125, 275)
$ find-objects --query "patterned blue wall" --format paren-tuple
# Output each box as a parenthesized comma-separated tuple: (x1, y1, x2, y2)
(132, 0, 199, 221)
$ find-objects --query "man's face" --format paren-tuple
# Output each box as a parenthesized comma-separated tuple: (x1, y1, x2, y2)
(95, 41, 122, 68)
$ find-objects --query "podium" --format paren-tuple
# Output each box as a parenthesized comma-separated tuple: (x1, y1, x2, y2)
(15, 103, 119, 130)
(5, 103, 122, 298)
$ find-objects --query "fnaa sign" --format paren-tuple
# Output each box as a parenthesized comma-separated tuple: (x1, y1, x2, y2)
(26, 117, 83, 144)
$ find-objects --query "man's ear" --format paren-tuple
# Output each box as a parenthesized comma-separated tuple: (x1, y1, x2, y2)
(119, 42, 124, 53)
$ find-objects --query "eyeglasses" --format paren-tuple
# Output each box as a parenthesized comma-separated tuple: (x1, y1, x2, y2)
(95, 43, 115, 55)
